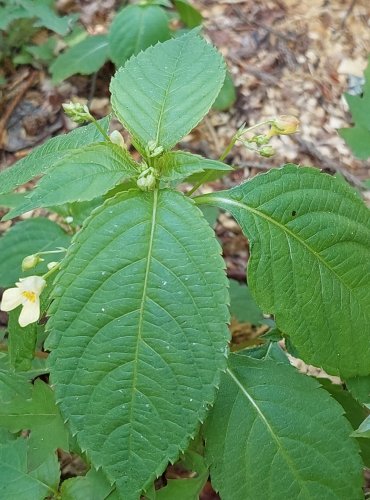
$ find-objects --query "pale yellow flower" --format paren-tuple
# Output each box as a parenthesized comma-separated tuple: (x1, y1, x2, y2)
(0, 276, 46, 327)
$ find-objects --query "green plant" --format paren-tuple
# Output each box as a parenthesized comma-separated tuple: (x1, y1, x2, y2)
(0, 0, 78, 71)
(50, 0, 236, 111)
(0, 32, 369, 499)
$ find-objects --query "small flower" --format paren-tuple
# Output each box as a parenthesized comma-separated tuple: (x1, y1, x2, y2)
(268, 115, 300, 137)
(22, 254, 44, 271)
(109, 130, 125, 148)
(0, 276, 46, 327)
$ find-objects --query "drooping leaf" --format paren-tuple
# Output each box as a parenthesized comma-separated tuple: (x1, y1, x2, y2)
(339, 56, 370, 159)
(195, 165, 370, 377)
(0, 117, 110, 195)
(0, 379, 69, 469)
(0, 218, 71, 288)
(110, 31, 225, 154)
(8, 310, 37, 372)
(4, 143, 138, 219)
(0, 438, 60, 500)
(204, 354, 363, 499)
(173, 0, 202, 28)
(108, 5, 171, 68)
(155, 150, 233, 182)
(213, 70, 236, 111)
(47, 189, 229, 499)
(50, 35, 109, 83)
(60, 467, 113, 500)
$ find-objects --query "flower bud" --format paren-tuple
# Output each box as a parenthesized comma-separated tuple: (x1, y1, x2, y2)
(269, 115, 299, 136)
(22, 254, 43, 271)
(146, 140, 164, 158)
(109, 130, 125, 148)
(47, 261, 59, 271)
(137, 167, 157, 191)
(62, 102, 93, 124)
(259, 145, 275, 158)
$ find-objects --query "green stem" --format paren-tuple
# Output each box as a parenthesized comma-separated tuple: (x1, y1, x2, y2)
(187, 120, 271, 197)
(91, 117, 110, 142)
(42, 262, 61, 281)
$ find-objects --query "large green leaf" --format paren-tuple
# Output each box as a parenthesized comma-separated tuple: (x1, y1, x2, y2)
(155, 150, 232, 183)
(108, 5, 171, 68)
(0, 117, 110, 195)
(50, 35, 109, 83)
(205, 353, 363, 499)
(0, 379, 69, 469)
(346, 376, 370, 405)
(4, 143, 138, 220)
(47, 189, 229, 499)
(195, 165, 370, 377)
(0, 218, 70, 287)
(0, 438, 60, 500)
(110, 32, 225, 154)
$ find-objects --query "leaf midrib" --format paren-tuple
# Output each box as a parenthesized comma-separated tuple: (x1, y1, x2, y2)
(205, 195, 357, 295)
(128, 188, 159, 451)
(226, 368, 311, 497)
(154, 41, 186, 145)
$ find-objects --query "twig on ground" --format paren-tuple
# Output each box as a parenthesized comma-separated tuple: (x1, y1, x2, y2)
(0, 71, 38, 149)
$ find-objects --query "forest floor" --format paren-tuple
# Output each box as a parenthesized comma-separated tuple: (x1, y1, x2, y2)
(0, 0, 369, 497)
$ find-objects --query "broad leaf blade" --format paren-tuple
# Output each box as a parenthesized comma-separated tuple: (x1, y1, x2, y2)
(47, 189, 229, 499)
(0, 117, 110, 195)
(5, 143, 138, 219)
(196, 165, 370, 377)
(0, 379, 69, 469)
(110, 32, 225, 153)
(0, 438, 60, 500)
(108, 5, 171, 67)
(155, 151, 232, 183)
(0, 218, 71, 287)
(50, 35, 109, 83)
(205, 354, 363, 499)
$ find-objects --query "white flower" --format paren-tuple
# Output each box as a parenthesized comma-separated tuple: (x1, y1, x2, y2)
(0, 276, 46, 327)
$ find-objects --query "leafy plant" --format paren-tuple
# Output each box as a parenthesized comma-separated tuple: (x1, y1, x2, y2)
(50, 0, 236, 110)
(0, 31, 369, 499)
(0, 0, 77, 70)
